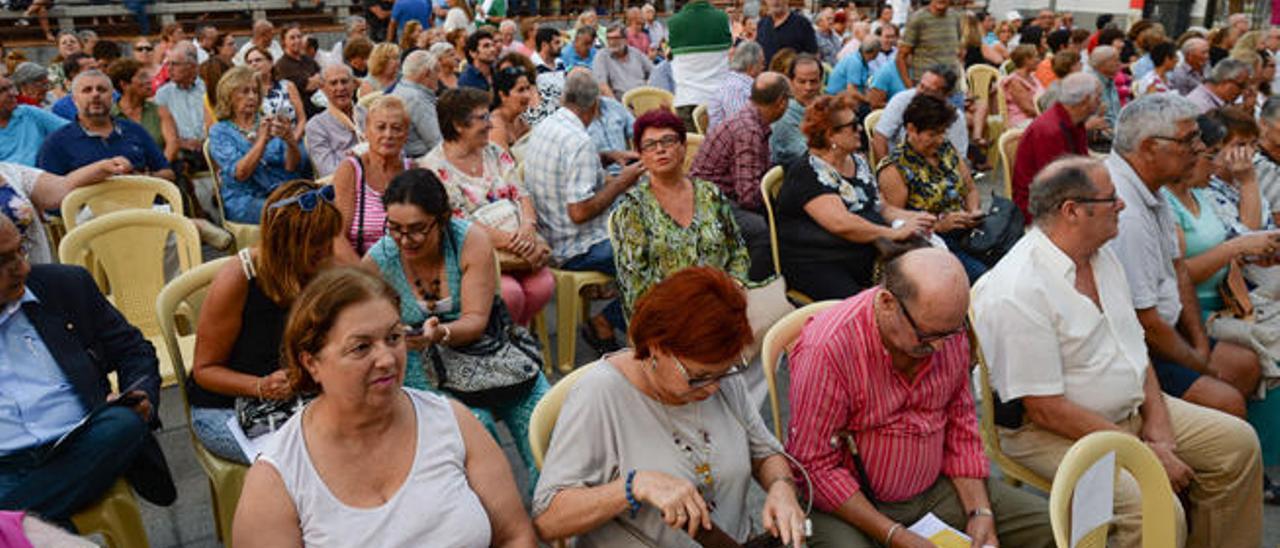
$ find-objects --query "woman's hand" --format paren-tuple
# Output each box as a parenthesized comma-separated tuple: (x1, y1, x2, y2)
(632, 470, 712, 538)
(935, 211, 980, 233)
(407, 316, 443, 350)
(1230, 231, 1280, 257)
(258, 370, 293, 400)
(1222, 143, 1257, 183)
(760, 480, 806, 548)
(890, 214, 934, 240)
(272, 116, 296, 145)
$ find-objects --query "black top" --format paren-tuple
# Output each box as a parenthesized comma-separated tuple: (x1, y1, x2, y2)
(363, 0, 395, 42)
(757, 10, 819, 65)
(776, 153, 884, 287)
(187, 276, 287, 409)
(964, 45, 993, 68)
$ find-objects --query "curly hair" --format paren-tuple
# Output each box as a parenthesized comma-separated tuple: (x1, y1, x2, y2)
(903, 93, 957, 134)
(800, 94, 855, 150)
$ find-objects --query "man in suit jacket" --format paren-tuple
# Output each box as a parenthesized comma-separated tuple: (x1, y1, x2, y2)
(0, 214, 175, 526)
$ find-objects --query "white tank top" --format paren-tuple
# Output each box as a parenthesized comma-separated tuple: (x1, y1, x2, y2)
(259, 388, 493, 548)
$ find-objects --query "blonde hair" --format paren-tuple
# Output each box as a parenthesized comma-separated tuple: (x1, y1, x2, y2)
(368, 43, 402, 78)
(214, 66, 258, 121)
(364, 95, 409, 126)
(256, 180, 345, 306)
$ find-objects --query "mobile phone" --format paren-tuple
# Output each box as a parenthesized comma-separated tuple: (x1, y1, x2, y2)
(405, 324, 425, 337)
(110, 392, 146, 408)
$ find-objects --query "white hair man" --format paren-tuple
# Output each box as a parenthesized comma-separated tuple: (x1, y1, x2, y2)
(973, 156, 1263, 548)
(705, 40, 764, 131)
(1011, 73, 1102, 216)
(1186, 58, 1252, 113)
(389, 49, 442, 158)
(306, 64, 367, 177)
(1168, 37, 1210, 95)
(1087, 45, 1122, 128)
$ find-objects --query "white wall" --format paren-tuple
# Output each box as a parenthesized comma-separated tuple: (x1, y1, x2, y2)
(982, 0, 1210, 28)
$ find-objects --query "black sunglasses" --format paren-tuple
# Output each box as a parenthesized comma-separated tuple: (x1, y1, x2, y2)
(269, 185, 336, 211)
(893, 290, 966, 343)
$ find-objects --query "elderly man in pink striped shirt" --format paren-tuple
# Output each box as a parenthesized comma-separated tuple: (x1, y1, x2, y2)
(786, 247, 1052, 548)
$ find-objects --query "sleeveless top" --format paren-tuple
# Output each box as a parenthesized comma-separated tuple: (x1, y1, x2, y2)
(368, 219, 470, 391)
(259, 388, 492, 548)
(261, 79, 297, 124)
(344, 155, 411, 255)
(188, 249, 289, 409)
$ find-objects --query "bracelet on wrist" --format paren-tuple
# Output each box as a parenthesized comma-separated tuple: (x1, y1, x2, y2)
(884, 522, 904, 545)
(440, 325, 452, 344)
(968, 507, 994, 520)
(255, 377, 264, 400)
(624, 469, 641, 518)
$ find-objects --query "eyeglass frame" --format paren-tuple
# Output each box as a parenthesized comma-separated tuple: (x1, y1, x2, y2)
(267, 184, 336, 211)
(638, 134, 682, 153)
(671, 353, 750, 390)
(386, 217, 439, 243)
(1150, 130, 1204, 149)
(1065, 192, 1120, 207)
(889, 289, 967, 344)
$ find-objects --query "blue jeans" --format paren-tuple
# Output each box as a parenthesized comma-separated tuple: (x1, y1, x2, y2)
(191, 406, 251, 464)
(0, 406, 148, 524)
(560, 239, 625, 330)
(939, 233, 989, 283)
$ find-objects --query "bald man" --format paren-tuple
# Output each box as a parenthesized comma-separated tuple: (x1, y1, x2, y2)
(786, 247, 1053, 548)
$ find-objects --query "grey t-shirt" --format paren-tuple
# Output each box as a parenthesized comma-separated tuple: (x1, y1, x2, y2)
(1107, 153, 1183, 325)
(532, 357, 783, 547)
(592, 47, 654, 98)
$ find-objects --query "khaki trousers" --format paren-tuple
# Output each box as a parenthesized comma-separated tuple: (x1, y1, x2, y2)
(1000, 394, 1262, 548)
(807, 476, 1054, 548)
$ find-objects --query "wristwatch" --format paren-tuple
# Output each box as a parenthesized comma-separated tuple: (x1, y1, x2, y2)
(968, 508, 995, 520)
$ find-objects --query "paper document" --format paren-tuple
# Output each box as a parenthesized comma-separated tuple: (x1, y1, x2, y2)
(907, 512, 971, 548)
(1071, 451, 1116, 547)
(227, 415, 279, 461)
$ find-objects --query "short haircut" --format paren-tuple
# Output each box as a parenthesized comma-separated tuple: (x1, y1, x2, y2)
(279, 22, 302, 42)
(437, 87, 491, 141)
(214, 66, 256, 120)
(860, 39, 880, 55)
(562, 68, 600, 111)
(345, 15, 366, 33)
(1046, 28, 1071, 53)
(902, 93, 956, 133)
(629, 267, 754, 365)
(365, 94, 408, 127)
(492, 65, 531, 107)
(343, 37, 374, 62)
(1089, 45, 1118, 68)
(1027, 156, 1100, 224)
(1010, 44, 1039, 69)
(1097, 28, 1125, 47)
(534, 26, 560, 51)
(1260, 96, 1280, 124)
(1019, 25, 1044, 49)
(1051, 50, 1080, 78)
(1207, 58, 1251, 84)
(923, 63, 959, 94)
(800, 93, 854, 150)
(92, 40, 122, 63)
(632, 109, 686, 149)
(1113, 93, 1200, 154)
(1057, 72, 1099, 106)
(105, 58, 144, 91)
(749, 72, 789, 105)
(62, 52, 92, 80)
(69, 68, 109, 93)
(401, 48, 439, 79)
(787, 52, 821, 79)
(464, 29, 494, 62)
(1215, 106, 1260, 143)
(305, 36, 319, 52)
(1150, 40, 1177, 66)
(729, 40, 763, 73)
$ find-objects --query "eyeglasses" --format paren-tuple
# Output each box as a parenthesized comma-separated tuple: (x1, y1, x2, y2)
(387, 219, 438, 243)
(671, 354, 750, 389)
(639, 134, 682, 153)
(1152, 131, 1203, 149)
(1068, 193, 1120, 206)
(268, 185, 335, 211)
(832, 119, 858, 133)
(134, 45, 153, 52)
(892, 291, 966, 344)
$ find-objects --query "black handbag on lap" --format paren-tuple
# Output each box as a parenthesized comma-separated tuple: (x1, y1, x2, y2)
(956, 195, 1025, 267)
(427, 297, 542, 408)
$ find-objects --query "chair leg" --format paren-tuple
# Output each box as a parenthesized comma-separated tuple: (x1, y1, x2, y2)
(555, 276, 579, 375)
(532, 310, 552, 375)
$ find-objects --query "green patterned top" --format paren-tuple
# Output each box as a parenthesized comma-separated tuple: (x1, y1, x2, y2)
(879, 139, 969, 215)
(612, 177, 749, 318)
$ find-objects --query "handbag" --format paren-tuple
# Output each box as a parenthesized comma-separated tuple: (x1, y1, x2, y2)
(955, 195, 1025, 267)
(235, 395, 314, 439)
(427, 296, 542, 408)
(472, 199, 550, 272)
(1219, 259, 1255, 320)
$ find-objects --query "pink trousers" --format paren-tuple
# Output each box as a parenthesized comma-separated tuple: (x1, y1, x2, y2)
(500, 267, 555, 325)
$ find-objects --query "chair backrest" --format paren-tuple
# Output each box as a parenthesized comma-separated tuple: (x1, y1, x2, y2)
(692, 103, 709, 134)
(59, 209, 201, 337)
(759, 166, 785, 276)
(1050, 431, 1178, 548)
(155, 256, 231, 413)
(998, 128, 1025, 199)
(357, 89, 385, 109)
(622, 86, 675, 117)
(61, 176, 185, 232)
(683, 133, 705, 173)
(864, 109, 884, 169)
(761, 300, 840, 440)
(202, 139, 231, 223)
(967, 64, 1000, 106)
(995, 76, 1011, 125)
(529, 361, 599, 468)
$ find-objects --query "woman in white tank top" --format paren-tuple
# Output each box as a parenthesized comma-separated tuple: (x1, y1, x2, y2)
(231, 267, 537, 548)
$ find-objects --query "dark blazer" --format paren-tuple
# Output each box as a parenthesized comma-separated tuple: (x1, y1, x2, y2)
(23, 264, 176, 506)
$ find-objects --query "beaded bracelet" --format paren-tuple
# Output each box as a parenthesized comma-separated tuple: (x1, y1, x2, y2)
(625, 469, 641, 518)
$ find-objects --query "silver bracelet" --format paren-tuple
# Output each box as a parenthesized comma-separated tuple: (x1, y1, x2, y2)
(884, 522, 904, 546)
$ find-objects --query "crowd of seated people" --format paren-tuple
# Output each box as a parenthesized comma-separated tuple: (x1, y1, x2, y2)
(6, 2, 1280, 547)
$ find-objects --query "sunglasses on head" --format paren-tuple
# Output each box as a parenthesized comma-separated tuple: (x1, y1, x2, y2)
(269, 184, 336, 211)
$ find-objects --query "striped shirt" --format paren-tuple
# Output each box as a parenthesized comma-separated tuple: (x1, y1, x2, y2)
(705, 70, 753, 132)
(524, 108, 609, 264)
(785, 288, 988, 509)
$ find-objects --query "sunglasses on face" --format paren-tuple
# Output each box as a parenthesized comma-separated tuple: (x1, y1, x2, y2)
(135, 45, 153, 52)
(268, 185, 336, 211)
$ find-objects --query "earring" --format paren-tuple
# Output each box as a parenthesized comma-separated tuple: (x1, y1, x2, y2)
(649, 357, 658, 371)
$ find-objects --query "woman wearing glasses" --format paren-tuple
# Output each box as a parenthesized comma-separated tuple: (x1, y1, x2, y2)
(611, 109, 750, 319)
(332, 95, 411, 257)
(364, 168, 550, 483)
(777, 94, 934, 301)
(419, 88, 553, 326)
(189, 180, 347, 464)
(534, 266, 806, 547)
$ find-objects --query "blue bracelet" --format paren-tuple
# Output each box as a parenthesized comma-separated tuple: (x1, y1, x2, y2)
(625, 469, 641, 518)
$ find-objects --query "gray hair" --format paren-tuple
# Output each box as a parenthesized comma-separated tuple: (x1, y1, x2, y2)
(322, 63, 355, 79)
(1261, 96, 1280, 123)
(729, 41, 764, 72)
(1113, 93, 1200, 154)
(1058, 72, 1100, 106)
(346, 15, 366, 33)
(860, 39, 880, 55)
(77, 29, 98, 42)
(1028, 156, 1102, 225)
(562, 68, 600, 111)
(428, 42, 455, 58)
(70, 69, 112, 92)
(1089, 45, 1117, 68)
(402, 49, 439, 78)
(168, 41, 198, 64)
(1207, 58, 1251, 83)
(500, 19, 518, 33)
(1181, 37, 1208, 56)
(606, 22, 626, 36)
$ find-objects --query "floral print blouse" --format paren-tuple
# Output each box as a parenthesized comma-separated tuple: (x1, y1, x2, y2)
(879, 140, 969, 216)
(418, 143, 525, 219)
(1204, 176, 1275, 239)
(612, 177, 749, 318)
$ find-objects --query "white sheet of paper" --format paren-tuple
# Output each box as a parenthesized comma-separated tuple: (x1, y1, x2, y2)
(907, 512, 971, 547)
(226, 415, 279, 461)
(1071, 451, 1116, 547)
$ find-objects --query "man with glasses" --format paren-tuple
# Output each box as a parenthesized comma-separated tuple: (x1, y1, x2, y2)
(787, 246, 1053, 548)
(0, 74, 68, 167)
(1108, 93, 1262, 418)
(1087, 45, 1122, 130)
(973, 156, 1262, 548)
(1186, 59, 1253, 115)
(592, 23, 653, 99)
(0, 214, 176, 525)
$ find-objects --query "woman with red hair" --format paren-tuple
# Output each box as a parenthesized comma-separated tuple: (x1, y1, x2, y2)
(610, 109, 751, 318)
(532, 266, 806, 547)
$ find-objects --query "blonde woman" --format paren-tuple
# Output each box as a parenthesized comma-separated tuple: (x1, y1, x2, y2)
(359, 43, 402, 98)
(333, 96, 412, 256)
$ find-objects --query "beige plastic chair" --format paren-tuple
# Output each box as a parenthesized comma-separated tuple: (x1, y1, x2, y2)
(61, 175, 184, 232)
(59, 209, 202, 385)
(968, 64, 1005, 156)
(682, 133, 704, 174)
(526, 360, 597, 548)
(692, 103, 709, 134)
(155, 257, 248, 546)
(621, 86, 674, 117)
(864, 109, 884, 169)
(203, 140, 262, 250)
(548, 268, 614, 374)
(760, 300, 840, 440)
(70, 478, 149, 548)
(1050, 431, 1178, 548)
(759, 166, 813, 305)
(966, 309, 1053, 492)
(999, 128, 1025, 199)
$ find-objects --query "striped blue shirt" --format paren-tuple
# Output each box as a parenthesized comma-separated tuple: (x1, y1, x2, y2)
(524, 108, 609, 264)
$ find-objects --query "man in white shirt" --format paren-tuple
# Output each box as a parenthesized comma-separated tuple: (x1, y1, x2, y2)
(233, 20, 284, 66)
(972, 156, 1262, 548)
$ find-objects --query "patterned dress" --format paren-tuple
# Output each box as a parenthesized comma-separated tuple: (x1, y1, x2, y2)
(612, 177, 749, 318)
(879, 140, 969, 216)
(418, 143, 524, 217)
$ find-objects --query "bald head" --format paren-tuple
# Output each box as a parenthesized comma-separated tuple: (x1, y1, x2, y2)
(750, 71, 789, 105)
(885, 247, 969, 316)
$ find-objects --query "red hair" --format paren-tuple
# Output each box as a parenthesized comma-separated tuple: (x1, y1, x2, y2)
(632, 108, 686, 150)
(629, 267, 753, 364)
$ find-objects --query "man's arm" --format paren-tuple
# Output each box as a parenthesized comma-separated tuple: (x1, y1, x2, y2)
(895, 43, 914, 89)
(1136, 307, 1208, 373)
(1023, 395, 1125, 440)
(1172, 257, 1210, 352)
(565, 162, 643, 224)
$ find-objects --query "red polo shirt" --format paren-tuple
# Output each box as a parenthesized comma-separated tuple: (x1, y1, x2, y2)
(1012, 102, 1088, 220)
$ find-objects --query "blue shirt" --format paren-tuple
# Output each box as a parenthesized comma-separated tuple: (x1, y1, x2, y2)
(827, 52, 872, 95)
(36, 118, 169, 176)
(560, 46, 597, 70)
(587, 97, 635, 176)
(391, 0, 432, 32)
(458, 64, 492, 92)
(0, 289, 87, 454)
(51, 91, 121, 121)
(0, 106, 69, 167)
(1131, 54, 1154, 81)
(648, 59, 676, 93)
(209, 120, 308, 223)
(869, 57, 907, 101)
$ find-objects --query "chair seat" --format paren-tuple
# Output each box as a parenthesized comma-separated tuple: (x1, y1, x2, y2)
(71, 478, 148, 548)
(226, 222, 261, 250)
